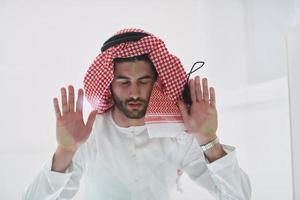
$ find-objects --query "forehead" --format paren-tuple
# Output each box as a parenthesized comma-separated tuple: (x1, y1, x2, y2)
(113, 61, 154, 76)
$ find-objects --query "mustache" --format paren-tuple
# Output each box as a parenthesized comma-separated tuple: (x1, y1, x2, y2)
(125, 98, 146, 104)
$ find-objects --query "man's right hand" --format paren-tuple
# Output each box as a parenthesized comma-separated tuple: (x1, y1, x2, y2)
(51, 85, 97, 172)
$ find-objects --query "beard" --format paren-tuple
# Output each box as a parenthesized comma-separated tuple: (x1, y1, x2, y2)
(111, 91, 150, 119)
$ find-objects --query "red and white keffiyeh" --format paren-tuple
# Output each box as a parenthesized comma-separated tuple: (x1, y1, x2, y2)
(84, 28, 188, 137)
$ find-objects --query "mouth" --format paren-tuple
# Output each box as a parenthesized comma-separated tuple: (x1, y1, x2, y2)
(127, 102, 143, 109)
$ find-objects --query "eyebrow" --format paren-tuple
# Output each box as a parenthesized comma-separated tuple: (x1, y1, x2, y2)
(115, 75, 153, 80)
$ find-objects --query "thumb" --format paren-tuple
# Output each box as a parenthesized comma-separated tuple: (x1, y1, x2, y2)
(177, 100, 189, 122)
(86, 110, 98, 130)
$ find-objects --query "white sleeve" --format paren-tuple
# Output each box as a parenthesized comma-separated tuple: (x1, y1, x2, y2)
(22, 153, 84, 200)
(180, 137, 252, 200)
(22, 126, 97, 200)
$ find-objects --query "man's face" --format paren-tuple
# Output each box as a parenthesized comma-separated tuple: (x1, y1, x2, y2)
(110, 60, 156, 119)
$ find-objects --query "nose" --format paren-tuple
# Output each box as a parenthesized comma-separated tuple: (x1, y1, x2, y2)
(129, 83, 140, 99)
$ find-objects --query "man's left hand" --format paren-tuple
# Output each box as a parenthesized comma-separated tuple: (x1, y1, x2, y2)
(178, 76, 218, 145)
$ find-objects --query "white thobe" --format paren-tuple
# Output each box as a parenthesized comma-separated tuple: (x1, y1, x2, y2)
(23, 110, 251, 200)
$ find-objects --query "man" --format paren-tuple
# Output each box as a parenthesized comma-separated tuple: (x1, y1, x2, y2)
(23, 28, 251, 200)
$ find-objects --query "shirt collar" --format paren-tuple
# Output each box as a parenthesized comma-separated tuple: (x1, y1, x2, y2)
(108, 110, 147, 136)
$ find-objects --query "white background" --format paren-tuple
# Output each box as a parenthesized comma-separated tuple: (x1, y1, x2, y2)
(0, 0, 299, 199)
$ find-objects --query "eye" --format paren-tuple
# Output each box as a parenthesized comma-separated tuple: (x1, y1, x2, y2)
(139, 79, 151, 84)
(121, 81, 130, 85)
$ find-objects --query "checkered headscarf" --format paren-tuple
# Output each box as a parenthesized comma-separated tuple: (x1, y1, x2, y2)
(84, 28, 187, 130)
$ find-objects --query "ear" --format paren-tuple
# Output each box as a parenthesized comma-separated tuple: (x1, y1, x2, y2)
(109, 84, 115, 101)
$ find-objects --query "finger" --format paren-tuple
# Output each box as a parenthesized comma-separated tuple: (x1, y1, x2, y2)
(195, 76, 202, 101)
(177, 100, 189, 122)
(68, 85, 75, 112)
(53, 97, 61, 119)
(86, 110, 98, 131)
(61, 87, 68, 114)
(189, 79, 197, 103)
(202, 78, 209, 102)
(76, 88, 84, 113)
(210, 87, 216, 107)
